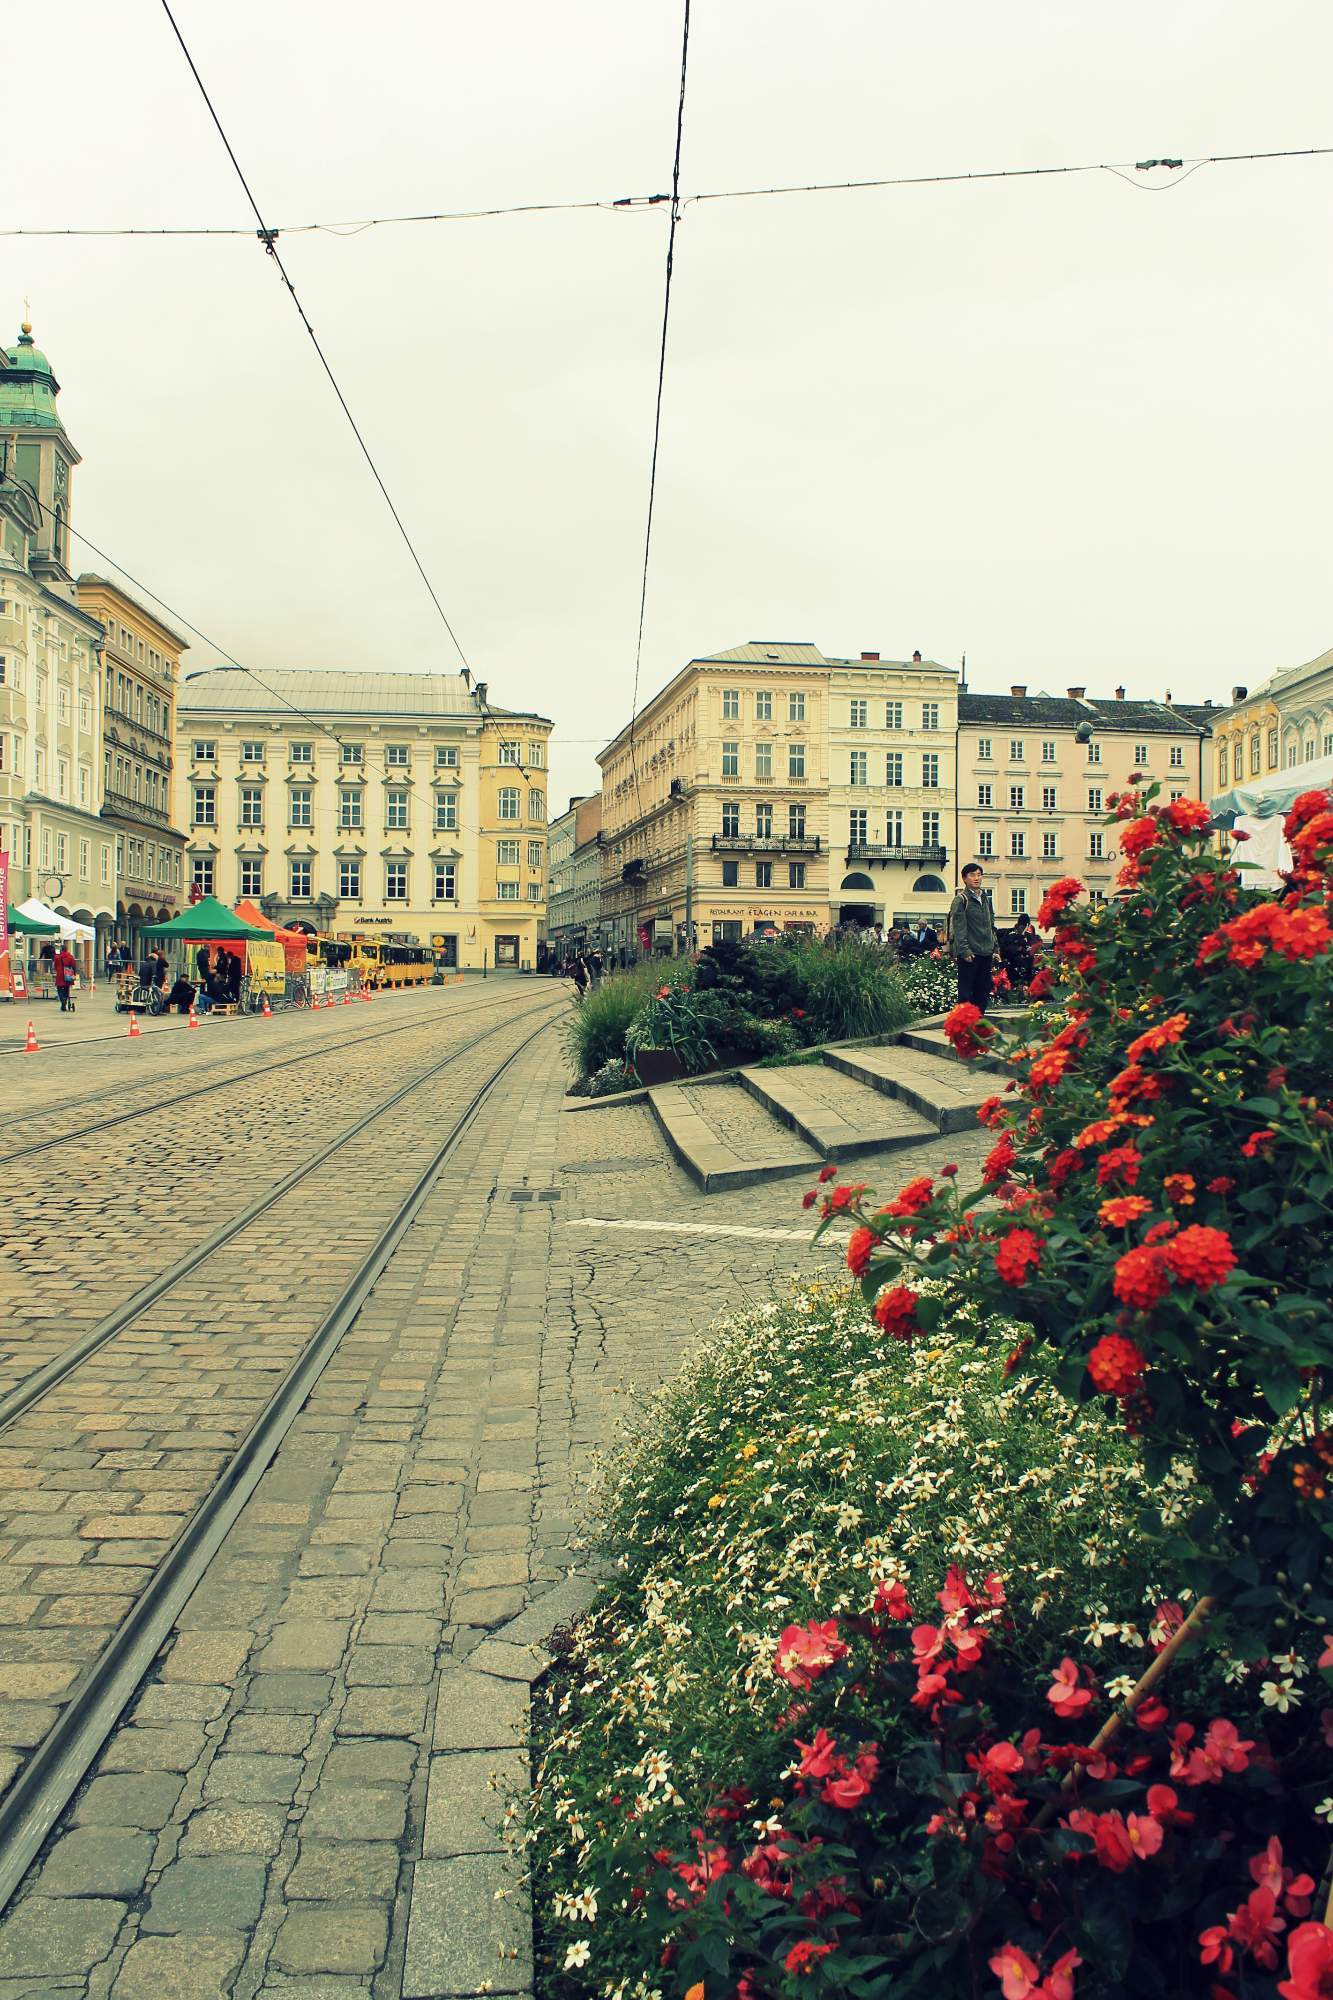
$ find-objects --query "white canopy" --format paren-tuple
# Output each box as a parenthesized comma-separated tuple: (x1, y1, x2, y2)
(1209, 754, 1333, 889)
(16, 898, 95, 942)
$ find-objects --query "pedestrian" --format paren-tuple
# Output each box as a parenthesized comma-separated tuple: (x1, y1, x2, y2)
(195, 943, 212, 990)
(152, 949, 169, 995)
(570, 956, 588, 1001)
(947, 862, 997, 1015)
(1000, 911, 1038, 996)
(52, 941, 79, 1012)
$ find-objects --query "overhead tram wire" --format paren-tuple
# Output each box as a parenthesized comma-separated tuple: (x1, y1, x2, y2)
(625, 0, 690, 822)
(4, 143, 1330, 237)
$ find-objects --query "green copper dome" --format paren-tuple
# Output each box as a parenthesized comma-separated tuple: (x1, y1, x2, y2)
(0, 324, 63, 430)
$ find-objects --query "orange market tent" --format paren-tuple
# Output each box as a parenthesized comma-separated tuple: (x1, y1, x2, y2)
(234, 900, 311, 975)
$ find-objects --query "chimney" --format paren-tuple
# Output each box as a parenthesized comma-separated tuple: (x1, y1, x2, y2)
(1232, 685, 1248, 703)
(1115, 686, 1126, 701)
(474, 680, 488, 707)
(1066, 685, 1086, 700)
(1010, 684, 1027, 698)
(860, 652, 879, 662)
(912, 650, 922, 663)
(1164, 688, 1173, 703)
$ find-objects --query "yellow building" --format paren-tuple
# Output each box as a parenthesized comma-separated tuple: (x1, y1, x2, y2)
(175, 669, 550, 970)
(827, 649, 958, 927)
(1210, 648, 1333, 796)
(77, 574, 189, 955)
(598, 642, 830, 955)
(956, 684, 1214, 916)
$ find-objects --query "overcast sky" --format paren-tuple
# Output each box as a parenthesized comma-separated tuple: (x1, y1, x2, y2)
(15, 0, 1332, 805)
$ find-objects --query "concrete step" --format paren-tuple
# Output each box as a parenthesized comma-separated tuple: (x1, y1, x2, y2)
(898, 1025, 1009, 1074)
(647, 1080, 820, 1193)
(824, 1042, 1000, 1134)
(737, 1064, 937, 1161)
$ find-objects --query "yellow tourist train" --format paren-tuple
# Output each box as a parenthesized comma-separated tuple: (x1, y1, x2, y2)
(325, 931, 436, 990)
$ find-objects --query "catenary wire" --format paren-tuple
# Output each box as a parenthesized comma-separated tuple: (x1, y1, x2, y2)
(3, 144, 1329, 236)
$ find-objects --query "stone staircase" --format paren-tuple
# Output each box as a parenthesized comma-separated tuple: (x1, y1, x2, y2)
(647, 1020, 1011, 1194)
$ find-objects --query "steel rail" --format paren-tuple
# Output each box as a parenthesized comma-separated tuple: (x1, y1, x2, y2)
(0, 1001, 560, 1911)
(0, 993, 565, 1431)
(0, 987, 561, 1167)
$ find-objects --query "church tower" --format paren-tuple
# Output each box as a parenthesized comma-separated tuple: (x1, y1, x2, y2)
(0, 323, 80, 588)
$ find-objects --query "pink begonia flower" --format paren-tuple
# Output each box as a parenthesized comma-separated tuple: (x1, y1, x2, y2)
(1047, 1657, 1093, 1718)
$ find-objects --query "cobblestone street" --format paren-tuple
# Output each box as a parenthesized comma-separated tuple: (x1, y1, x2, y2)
(0, 986, 991, 1997)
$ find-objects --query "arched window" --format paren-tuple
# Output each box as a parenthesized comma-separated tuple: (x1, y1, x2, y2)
(912, 874, 947, 895)
(840, 872, 875, 892)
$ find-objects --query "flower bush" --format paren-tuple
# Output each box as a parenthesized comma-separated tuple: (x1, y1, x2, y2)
(897, 950, 957, 1016)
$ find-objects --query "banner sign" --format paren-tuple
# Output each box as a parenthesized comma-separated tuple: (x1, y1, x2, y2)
(246, 938, 286, 996)
(0, 850, 8, 998)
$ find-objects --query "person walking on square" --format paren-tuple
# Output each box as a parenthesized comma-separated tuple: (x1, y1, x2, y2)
(52, 942, 79, 1012)
(948, 863, 997, 1014)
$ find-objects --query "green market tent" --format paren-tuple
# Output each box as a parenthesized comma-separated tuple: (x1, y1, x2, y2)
(5, 906, 60, 936)
(141, 895, 272, 942)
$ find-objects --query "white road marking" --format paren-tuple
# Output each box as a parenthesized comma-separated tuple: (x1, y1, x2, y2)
(564, 1217, 822, 1244)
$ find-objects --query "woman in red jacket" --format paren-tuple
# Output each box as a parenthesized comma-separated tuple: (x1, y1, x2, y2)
(52, 943, 78, 1012)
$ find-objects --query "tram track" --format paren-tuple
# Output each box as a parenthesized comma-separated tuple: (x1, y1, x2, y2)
(0, 985, 563, 1167)
(0, 995, 563, 1911)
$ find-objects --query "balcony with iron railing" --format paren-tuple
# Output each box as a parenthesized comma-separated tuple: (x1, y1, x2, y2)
(847, 842, 947, 865)
(711, 834, 822, 854)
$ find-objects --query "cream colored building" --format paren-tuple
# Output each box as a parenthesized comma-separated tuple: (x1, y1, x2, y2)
(956, 685, 1213, 916)
(547, 793, 602, 954)
(175, 669, 551, 970)
(598, 642, 830, 954)
(0, 325, 115, 973)
(1210, 646, 1333, 796)
(827, 649, 957, 928)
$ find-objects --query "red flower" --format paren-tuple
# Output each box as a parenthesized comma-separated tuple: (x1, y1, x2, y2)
(1163, 1224, 1237, 1290)
(1113, 1244, 1170, 1310)
(1283, 787, 1333, 841)
(1028, 1044, 1075, 1091)
(1088, 1333, 1146, 1396)
(873, 1285, 920, 1340)
(796, 1726, 841, 1779)
(1047, 1656, 1093, 1718)
(1096, 1142, 1143, 1187)
(1073, 1117, 1124, 1150)
(880, 1174, 935, 1219)
(845, 1225, 879, 1277)
(994, 1228, 1044, 1287)
(1037, 876, 1084, 929)
(1027, 965, 1056, 999)
(1228, 1885, 1285, 1970)
(1208, 1175, 1237, 1195)
(1164, 796, 1213, 833)
(1126, 1011, 1189, 1061)
(1241, 1127, 1276, 1158)
(942, 1002, 995, 1057)
(773, 1618, 849, 1689)
(1143, 1217, 1179, 1245)
(801, 1188, 818, 1210)
(1120, 815, 1163, 860)
(872, 1578, 913, 1621)
(1163, 1173, 1196, 1206)
(977, 1095, 1008, 1128)
(989, 1945, 1042, 2000)
(941, 1161, 959, 1178)
(983, 1133, 1018, 1184)
(817, 1163, 838, 1183)
(821, 1746, 879, 1809)
(785, 1940, 837, 1975)
(1098, 1194, 1151, 1228)
(1279, 1921, 1333, 1999)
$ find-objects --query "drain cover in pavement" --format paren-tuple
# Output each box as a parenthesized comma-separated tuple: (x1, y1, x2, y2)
(510, 1189, 562, 1202)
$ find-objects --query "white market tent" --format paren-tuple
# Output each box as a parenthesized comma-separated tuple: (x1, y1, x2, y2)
(1210, 752, 1333, 888)
(15, 898, 95, 942)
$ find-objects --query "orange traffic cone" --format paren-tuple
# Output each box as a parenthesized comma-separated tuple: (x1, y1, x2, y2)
(127, 1010, 141, 1039)
(262, 993, 272, 1018)
(342, 990, 351, 1005)
(187, 1003, 199, 1031)
(22, 1019, 39, 1054)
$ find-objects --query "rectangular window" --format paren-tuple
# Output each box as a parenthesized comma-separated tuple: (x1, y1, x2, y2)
(922, 702, 940, 729)
(1286, 743, 1298, 769)
(1089, 831, 1105, 859)
(497, 839, 520, 865)
(528, 789, 545, 821)
(240, 859, 264, 897)
(434, 862, 457, 900)
(527, 881, 542, 901)
(1218, 744, 1229, 786)
(885, 752, 903, 787)
(849, 699, 868, 729)
(1042, 785, 1057, 811)
(1088, 741, 1102, 765)
(339, 789, 362, 829)
(1170, 745, 1184, 768)
(922, 753, 940, 788)
(1009, 785, 1025, 810)
(386, 790, 408, 830)
(498, 787, 520, 820)
(340, 742, 363, 765)
(240, 740, 265, 763)
(1010, 831, 1026, 858)
(193, 784, 215, 825)
(57, 685, 70, 724)
(755, 802, 773, 838)
(1170, 788, 1185, 802)
(191, 856, 214, 896)
(385, 861, 407, 899)
(79, 837, 90, 879)
(527, 840, 543, 869)
(290, 741, 313, 763)
(722, 859, 739, 887)
(338, 860, 361, 899)
(788, 804, 806, 839)
(788, 692, 806, 722)
(497, 879, 519, 900)
(977, 830, 994, 857)
(1011, 888, 1027, 915)
(755, 742, 772, 780)
(80, 695, 91, 732)
(1041, 740, 1057, 763)
(886, 810, 903, 846)
(721, 741, 740, 777)
(1010, 739, 1025, 763)
(721, 688, 740, 719)
(1087, 788, 1102, 813)
(527, 742, 545, 768)
(1042, 830, 1059, 859)
(386, 744, 410, 767)
(1267, 728, 1278, 769)
(498, 740, 520, 766)
(977, 783, 992, 808)
(976, 736, 992, 760)
(240, 787, 264, 827)
(849, 750, 868, 786)
(435, 744, 458, 768)
(886, 701, 903, 730)
(788, 743, 806, 780)
(789, 862, 806, 889)
(755, 690, 772, 721)
(58, 757, 69, 798)
(290, 788, 313, 828)
(849, 808, 867, 845)
(721, 802, 740, 838)
(755, 861, 773, 888)
(434, 792, 457, 831)
(922, 810, 941, 846)
(287, 860, 309, 898)
(1132, 743, 1148, 765)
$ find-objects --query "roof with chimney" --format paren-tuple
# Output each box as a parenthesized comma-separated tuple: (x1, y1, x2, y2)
(959, 690, 1211, 735)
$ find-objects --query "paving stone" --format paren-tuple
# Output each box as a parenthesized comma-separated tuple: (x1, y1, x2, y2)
(451, 1587, 526, 1630)
(0, 1896, 126, 1977)
(111, 1929, 245, 1999)
(255, 1620, 351, 1673)
(98, 1723, 206, 1772)
(140, 1855, 268, 1933)
(35, 1827, 154, 1898)
(180, 1805, 289, 1856)
(402, 1852, 530, 1998)
(356, 1613, 440, 1647)
(423, 1749, 527, 1857)
(243, 1671, 333, 1712)
(433, 1669, 530, 1752)
(344, 1643, 435, 1686)
(74, 1772, 184, 1828)
(0, 1702, 58, 1748)
(320, 1738, 416, 1785)
(225, 1711, 315, 1755)
(159, 1629, 251, 1685)
(285, 1839, 401, 1901)
(132, 1684, 229, 1724)
(302, 1785, 407, 1842)
(335, 1688, 427, 1736)
(272, 1904, 388, 1976)
(203, 1754, 302, 1804)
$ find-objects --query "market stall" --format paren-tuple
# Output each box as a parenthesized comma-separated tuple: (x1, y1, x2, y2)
(1210, 752, 1333, 888)
(233, 901, 312, 1007)
(0, 904, 60, 1002)
(140, 896, 273, 1014)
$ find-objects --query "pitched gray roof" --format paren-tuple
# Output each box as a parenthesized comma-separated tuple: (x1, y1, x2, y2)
(177, 667, 549, 726)
(959, 691, 1209, 735)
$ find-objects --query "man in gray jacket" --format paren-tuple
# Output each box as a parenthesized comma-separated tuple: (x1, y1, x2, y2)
(948, 862, 998, 1013)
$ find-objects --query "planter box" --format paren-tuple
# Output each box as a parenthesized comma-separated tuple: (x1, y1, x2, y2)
(632, 1046, 686, 1087)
